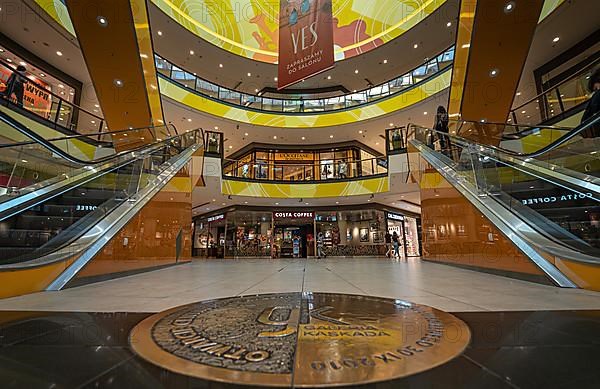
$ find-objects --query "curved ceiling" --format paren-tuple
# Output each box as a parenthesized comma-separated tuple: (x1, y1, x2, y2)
(151, 0, 448, 64)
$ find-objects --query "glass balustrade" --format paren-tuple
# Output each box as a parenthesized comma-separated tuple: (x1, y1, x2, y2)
(155, 46, 455, 114)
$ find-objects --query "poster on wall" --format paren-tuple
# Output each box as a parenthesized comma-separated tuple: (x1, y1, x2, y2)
(0, 65, 53, 119)
(359, 228, 369, 242)
(278, 0, 335, 89)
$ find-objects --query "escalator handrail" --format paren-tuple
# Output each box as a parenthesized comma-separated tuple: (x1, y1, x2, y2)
(0, 110, 199, 165)
(0, 110, 176, 148)
(409, 113, 600, 160)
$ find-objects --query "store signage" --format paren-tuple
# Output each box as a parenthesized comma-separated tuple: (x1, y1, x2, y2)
(207, 214, 225, 223)
(0, 65, 53, 119)
(274, 152, 314, 161)
(76, 205, 98, 211)
(278, 0, 334, 89)
(273, 211, 315, 220)
(521, 192, 593, 206)
(387, 212, 404, 221)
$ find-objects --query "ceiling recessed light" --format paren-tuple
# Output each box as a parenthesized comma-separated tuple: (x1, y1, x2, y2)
(113, 79, 124, 87)
(56, 51, 63, 56)
(329, 135, 334, 138)
(58, 84, 64, 88)
(446, 21, 452, 27)
(275, 202, 279, 205)
(413, 43, 418, 49)
(423, 111, 428, 115)
(247, 72, 252, 77)
(214, 126, 219, 130)
(461, 43, 470, 49)
(219, 63, 223, 68)
(94, 104, 100, 108)
(244, 132, 248, 136)
(91, 120, 96, 124)
(552, 36, 560, 43)
(327, 75, 332, 80)
(521, 110, 526, 114)
(19, 61, 26, 66)
(273, 135, 277, 139)
(301, 136, 305, 140)
(504, 1, 515, 13)
(389, 123, 394, 127)
(516, 92, 521, 96)
(157, 30, 163, 36)
(255, 88, 259, 93)
(274, 76, 278, 81)
(189, 50, 195, 55)
(375, 142, 380, 145)
(187, 118, 192, 122)
(5, 58, 12, 63)
(97, 16, 108, 26)
(359, 130, 363, 134)
(383, 59, 388, 64)
(40, 73, 46, 77)
(354, 69, 359, 74)
(229, 145, 233, 149)
(489, 68, 499, 77)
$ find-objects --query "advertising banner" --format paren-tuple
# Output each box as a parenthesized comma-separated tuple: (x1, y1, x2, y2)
(0, 65, 53, 119)
(278, 0, 334, 89)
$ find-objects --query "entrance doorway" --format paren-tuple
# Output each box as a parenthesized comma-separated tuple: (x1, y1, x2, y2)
(274, 225, 313, 258)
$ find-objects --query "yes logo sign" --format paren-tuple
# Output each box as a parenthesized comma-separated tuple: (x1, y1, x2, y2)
(278, 0, 334, 89)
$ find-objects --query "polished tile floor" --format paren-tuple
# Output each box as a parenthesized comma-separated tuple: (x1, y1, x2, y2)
(0, 258, 599, 313)
(0, 310, 599, 388)
(1, 258, 600, 388)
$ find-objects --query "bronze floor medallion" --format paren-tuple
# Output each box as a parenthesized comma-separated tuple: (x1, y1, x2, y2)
(130, 293, 471, 387)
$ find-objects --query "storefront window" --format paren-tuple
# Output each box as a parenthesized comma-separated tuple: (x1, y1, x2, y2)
(404, 216, 421, 256)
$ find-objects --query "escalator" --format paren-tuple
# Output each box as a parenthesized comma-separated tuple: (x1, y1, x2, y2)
(408, 114, 600, 290)
(0, 110, 203, 296)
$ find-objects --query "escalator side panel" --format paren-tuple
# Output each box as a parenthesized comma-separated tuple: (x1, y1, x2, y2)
(418, 163, 551, 284)
(555, 259, 600, 291)
(63, 162, 193, 288)
(0, 257, 76, 299)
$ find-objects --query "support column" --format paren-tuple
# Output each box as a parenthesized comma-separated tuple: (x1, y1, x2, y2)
(65, 0, 166, 148)
(448, 0, 544, 144)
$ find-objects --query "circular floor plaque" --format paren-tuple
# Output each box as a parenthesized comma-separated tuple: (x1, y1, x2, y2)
(130, 293, 470, 387)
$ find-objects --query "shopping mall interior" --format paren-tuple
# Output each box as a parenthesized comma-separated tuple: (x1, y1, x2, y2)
(0, 0, 599, 387)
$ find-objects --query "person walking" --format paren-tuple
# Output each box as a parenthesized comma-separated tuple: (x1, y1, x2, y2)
(392, 231, 400, 259)
(384, 232, 392, 258)
(433, 105, 450, 155)
(316, 232, 325, 259)
(5, 65, 28, 108)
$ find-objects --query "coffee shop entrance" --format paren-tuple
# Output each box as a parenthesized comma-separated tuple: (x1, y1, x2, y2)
(272, 211, 315, 259)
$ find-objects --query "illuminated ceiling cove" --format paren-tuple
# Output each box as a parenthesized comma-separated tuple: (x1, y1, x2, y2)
(151, 0, 447, 63)
(39, 0, 565, 64)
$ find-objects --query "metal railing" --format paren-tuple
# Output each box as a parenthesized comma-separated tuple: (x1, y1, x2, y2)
(509, 56, 600, 126)
(0, 60, 107, 135)
(222, 156, 387, 183)
(155, 46, 455, 114)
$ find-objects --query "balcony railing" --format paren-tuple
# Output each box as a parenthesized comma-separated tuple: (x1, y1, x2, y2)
(509, 56, 599, 126)
(155, 46, 455, 114)
(0, 60, 107, 136)
(223, 157, 388, 183)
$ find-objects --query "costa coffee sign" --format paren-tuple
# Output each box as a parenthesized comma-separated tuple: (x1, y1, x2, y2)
(273, 211, 315, 220)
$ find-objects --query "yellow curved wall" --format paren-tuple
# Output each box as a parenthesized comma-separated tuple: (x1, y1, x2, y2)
(222, 176, 388, 198)
(160, 68, 452, 128)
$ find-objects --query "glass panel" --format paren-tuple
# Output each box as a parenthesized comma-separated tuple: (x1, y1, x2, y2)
(196, 79, 219, 98)
(345, 92, 367, 107)
(303, 99, 324, 112)
(283, 100, 302, 112)
(262, 98, 283, 112)
(171, 66, 196, 89)
(219, 89, 241, 105)
(154, 56, 172, 77)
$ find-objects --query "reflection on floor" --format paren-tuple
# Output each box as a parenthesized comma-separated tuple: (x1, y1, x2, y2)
(0, 310, 599, 388)
(0, 258, 599, 313)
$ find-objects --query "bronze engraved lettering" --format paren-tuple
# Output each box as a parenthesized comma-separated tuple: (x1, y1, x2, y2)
(130, 293, 471, 387)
